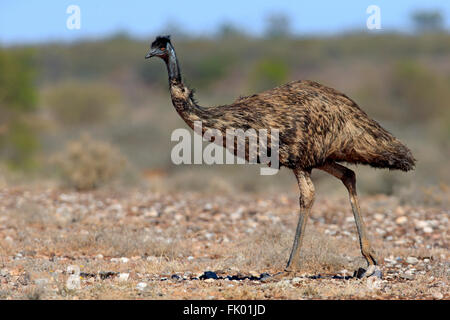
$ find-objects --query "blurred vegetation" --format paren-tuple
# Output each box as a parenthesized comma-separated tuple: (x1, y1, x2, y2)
(0, 13, 449, 193)
(43, 81, 123, 126)
(250, 57, 289, 91)
(0, 49, 38, 169)
(51, 134, 127, 190)
(264, 13, 292, 39)
(412, 10, 444, 33)
(390, 60, 450, 122)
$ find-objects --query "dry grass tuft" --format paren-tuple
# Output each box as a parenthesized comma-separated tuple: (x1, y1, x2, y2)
(51, 134, 127, 190)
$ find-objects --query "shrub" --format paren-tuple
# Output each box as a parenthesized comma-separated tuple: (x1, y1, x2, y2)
(0, 49, 38, 169)
(52, 134, 127, 190)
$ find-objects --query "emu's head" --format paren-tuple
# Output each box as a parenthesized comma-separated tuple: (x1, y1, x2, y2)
(145, 35, 172, 60)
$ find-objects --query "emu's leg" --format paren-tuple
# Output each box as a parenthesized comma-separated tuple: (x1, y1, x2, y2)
(319, 162, 378, 267)
(285, 168, 315, 272)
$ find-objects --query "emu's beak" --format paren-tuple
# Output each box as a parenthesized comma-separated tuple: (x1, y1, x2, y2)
(145, 49, 156, 59)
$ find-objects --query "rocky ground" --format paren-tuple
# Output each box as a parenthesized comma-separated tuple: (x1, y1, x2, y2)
(0, 186, 448, 299)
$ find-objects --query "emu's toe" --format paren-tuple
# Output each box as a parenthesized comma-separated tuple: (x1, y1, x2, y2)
(355, 265, 382, 279)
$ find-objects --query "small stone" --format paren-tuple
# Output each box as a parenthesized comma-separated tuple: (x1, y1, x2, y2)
(205, 233, 215, 240)
(423, 226, 433, 233)
(406, 257, 419, 264)
(0, 269, 9, 277)
(291, 277, 302, 284)
(136, 282, 147, 290)
(395, 216, 408, 224)
(415, 220, 427, 228)
(118, 273, 129, 282)
(230, 208, 243, 220)
(187, 256, 194, 261)
(96, 254, 104, 259)
(432, 291, 443, 299)
(204, 278, 215, 283)
(120, 257, 129, 263)
(400, 273, 414, 280)
(144, 209, 159, 218)
(374, 213, 384, 221)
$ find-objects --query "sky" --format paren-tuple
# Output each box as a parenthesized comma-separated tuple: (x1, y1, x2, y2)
(1, 0, 450, 44)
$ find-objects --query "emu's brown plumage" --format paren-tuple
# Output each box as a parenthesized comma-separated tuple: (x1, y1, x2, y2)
(146, 35, 415, 276)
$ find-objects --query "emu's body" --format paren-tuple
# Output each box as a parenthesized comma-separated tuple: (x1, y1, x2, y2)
(146, 36, 415, 274)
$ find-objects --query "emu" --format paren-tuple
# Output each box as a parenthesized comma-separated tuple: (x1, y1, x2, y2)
(145, 35, 415, 277)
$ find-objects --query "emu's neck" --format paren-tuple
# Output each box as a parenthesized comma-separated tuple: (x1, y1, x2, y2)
(165, 43, 181, 83)
(164, 44, 206, 130)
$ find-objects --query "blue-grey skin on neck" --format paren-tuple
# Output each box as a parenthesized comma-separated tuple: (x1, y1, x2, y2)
(166, 43, 181, 83)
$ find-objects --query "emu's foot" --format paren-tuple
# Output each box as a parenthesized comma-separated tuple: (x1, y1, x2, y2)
(354, 265, 382, 279)
(263, 271, 287, 281)
(284, 262, 301, 274)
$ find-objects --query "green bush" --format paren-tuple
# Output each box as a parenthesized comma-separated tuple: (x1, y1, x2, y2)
(0, 49, 38, 169)
(52, 134, 127, 190)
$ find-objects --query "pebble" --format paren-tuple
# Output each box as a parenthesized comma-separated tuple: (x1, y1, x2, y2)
(400, 273, 414, 280)
(136, 282, 147, 290)
(291, 277, 302, 284)
(205, 233, 215, 240)
(118, 273, 129, 282)
(120, 257, 129, 263)
(406, 257, 419, 264)
(374, 213, 384, 221)
(144, 209, 159, 218)
(395, 216, 408, 224)
(432, 291, 443, 300)
(423, 226, 433, 233)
